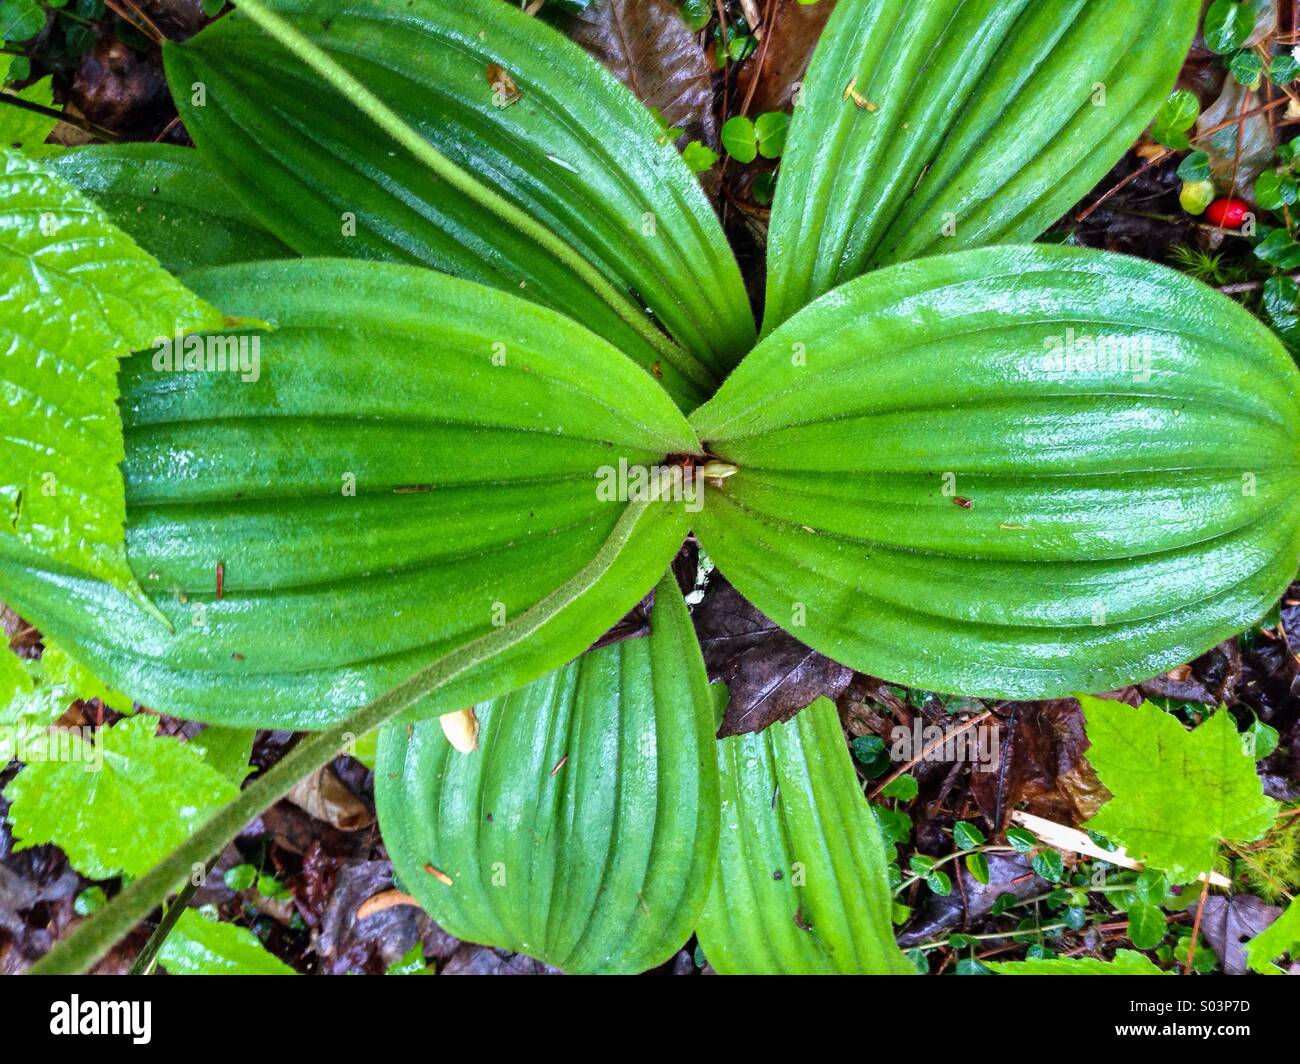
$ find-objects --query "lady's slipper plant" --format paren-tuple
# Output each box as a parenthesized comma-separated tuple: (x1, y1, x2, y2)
(3, 0, 1295, 974)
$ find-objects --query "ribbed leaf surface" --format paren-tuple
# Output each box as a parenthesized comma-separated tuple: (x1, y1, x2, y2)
(0, 260, 697, 728)
(164, 0, 754, 406)
(376, 573, 719, 974)
(764, 0, 1200, 330)
(692, 246, 1300, 698)
(696, 697, 914, 974)
(34, 144, 292, 275)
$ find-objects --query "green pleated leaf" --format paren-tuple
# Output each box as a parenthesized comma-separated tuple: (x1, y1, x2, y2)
(695, 697, 913, 975)
(375, 572, 719, 974)
(164, 0, 754, 406)
(0, 259, 697, 728)
(691, 245, 1300, 699)
(32, 144, 293, 275)
(0, 149, 225, 605)
(764, 0, 1200, 330)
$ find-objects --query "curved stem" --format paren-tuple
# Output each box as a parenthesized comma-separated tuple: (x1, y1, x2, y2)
(29, 499, 660, 975)
(226, 0, 712, 392)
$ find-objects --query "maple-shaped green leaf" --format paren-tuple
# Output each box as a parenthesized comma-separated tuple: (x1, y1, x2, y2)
(0, 149, 224, 605)
(188, 725, 256, 785)
(2, 714, 239, 879)
(1080, 696, 1278, 883)
(0, 638, 131, 761)
(1245, 897, 1300, 975)
(0, 57, 58, 150)
(158, 910, 296, 975)
(987, 949, 1169, 975)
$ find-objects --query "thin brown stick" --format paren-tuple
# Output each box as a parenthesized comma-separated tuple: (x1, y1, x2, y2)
(1077, 96, 1298, 225)
(1185, 877, 1210, 975)
(868, 711, 994, 800)
(104, 0, 167, 45)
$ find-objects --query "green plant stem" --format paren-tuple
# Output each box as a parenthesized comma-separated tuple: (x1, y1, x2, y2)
(0, 93, 122, 142)
(226, 0, 713, 393)
(126, 855, 218, 975)
(918, 922, 1071, 951)
(894, 845, 1016, 894)
(29, 499, 658, 975)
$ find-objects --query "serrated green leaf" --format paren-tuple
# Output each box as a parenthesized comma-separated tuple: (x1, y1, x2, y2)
(188, 725, 255, 785)
(987, 949, 1168, 975)
(681, 140, 718, 172)
(376, 573, 719, 974)
(1126, 900, 1167, 949)
(164, 0, 754, 406)
(0, 259, 697, 729)
(2, 714, 239, 879)
(1080, 696, 1279, 883)
(0, 74, 57, 150)
(1228, 50, 1265, 88)
(1271, 53, 1300, 85)
(158, 910, 296, 975)
(1, 638, 131, 762)
(1245, 897, 1300, 974)
(696, 698, 916, 974)
(764, 0, 1199, 329)
(690, 246, 1300, 699)
(0, 149, 225, 609)
(32, 144, 293, 275)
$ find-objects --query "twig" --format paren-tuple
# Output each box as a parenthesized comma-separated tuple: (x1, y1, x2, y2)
(869, 711, 993, 799)
(1011, 811, 1233, 888)
(1218, 270, 1300, 294)
(104, 0, 167, 45)
(1077, 96, 1298, 225)
(1186, 878, 1210, 975)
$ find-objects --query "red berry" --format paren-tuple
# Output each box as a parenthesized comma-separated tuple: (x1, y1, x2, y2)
(1205, 197, 1249, 229)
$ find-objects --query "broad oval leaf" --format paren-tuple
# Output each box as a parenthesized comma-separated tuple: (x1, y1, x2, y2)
(764, 0, 1200, 330)
(376, 572, 719, 974)
(695, 697, 914, 975)
(33, 144, 293, 276)
(0, 259, 697, 728)
(164, 0, 755, 406)
(691, 245, 1300, 699)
